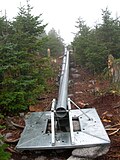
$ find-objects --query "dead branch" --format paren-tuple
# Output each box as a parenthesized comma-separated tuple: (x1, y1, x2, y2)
(106, 128, 118, 131)
(7, 147, 17, 153)
(5, 138, 19, 143)
(105, 123, 120, 129)
(102, 111, 108, 115)
(113, 105, 120, 109)
(111, 123, 120, 128)
(109, 128, 120, 136)
(11, 120, 24, 129)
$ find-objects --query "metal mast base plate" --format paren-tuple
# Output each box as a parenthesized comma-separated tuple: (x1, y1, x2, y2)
(16, 108, 110, 150)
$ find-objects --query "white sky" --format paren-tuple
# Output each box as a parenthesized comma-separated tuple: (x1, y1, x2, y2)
(1, 0, 120, 44)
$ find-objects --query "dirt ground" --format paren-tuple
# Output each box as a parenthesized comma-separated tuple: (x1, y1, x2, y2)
(0, 57, 120, 160)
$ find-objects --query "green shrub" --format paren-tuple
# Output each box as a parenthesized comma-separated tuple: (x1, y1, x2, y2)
(0, 136, 11, 160)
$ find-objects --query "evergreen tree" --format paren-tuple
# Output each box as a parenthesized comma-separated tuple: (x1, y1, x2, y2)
(11, 2, 47, 53)
(72, 8, 120, 73)
(47, 28, 64, 56)
(0, 2, 53, 114)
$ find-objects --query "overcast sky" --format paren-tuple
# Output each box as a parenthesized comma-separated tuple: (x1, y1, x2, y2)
(1, 0, 120, 44)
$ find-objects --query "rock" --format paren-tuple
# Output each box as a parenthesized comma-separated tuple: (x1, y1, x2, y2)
(88, 84, 93, 88)
(67, 156, 91, 160)
(72, 74, 80, 79)
(72, 145, 110, 158)
(89, 80, 96, 85)
(25, 112, 31, 119)
(75, 91, 83, 94)
(77, 101, 89, 108)
(74, 82, 80, 85)
(69, 79, 74, 84)
(4, 132, 12, 139)
(19, 112, 25, 117)
(70, 68, 79, 73)
(71, 68, 76, 72)
(35, 156, 47, 160)
(21, 155, 28, 160)
(68, 94, 74, 97)
(75, 70, 79, 73)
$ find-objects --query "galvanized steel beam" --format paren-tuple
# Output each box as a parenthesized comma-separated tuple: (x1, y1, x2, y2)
(56, 50, 69, 118)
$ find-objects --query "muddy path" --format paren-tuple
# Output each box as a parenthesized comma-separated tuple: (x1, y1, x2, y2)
(1, 57, 120, 160)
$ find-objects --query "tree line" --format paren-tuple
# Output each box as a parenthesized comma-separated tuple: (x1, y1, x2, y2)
(72, 8, 120, 74)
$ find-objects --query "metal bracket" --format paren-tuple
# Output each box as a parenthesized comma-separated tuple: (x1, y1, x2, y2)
(16, 98, 110, 150)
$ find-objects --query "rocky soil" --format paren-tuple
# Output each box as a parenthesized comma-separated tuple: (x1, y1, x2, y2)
(0, 58, 120, 160)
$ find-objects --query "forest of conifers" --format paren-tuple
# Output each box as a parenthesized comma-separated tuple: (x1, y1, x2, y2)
(0, 2, 120, 116)
(0, 2, 64, 115)
(73, 8, 120, 73)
